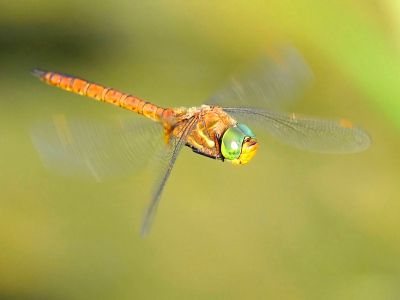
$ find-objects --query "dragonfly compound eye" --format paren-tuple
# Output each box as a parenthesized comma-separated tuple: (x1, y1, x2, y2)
(221, 125, 259, 165)
(221, 127, 245, 160)
(237, 123, 256, 138)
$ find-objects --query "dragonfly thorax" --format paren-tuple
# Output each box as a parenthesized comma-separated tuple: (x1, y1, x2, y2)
(169, 105, 258, 164)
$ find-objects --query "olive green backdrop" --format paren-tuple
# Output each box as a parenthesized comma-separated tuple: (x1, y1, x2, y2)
(1, 1, 400, 299)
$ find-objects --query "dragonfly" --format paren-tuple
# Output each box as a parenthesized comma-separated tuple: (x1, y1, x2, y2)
(31, 46, 371, 236)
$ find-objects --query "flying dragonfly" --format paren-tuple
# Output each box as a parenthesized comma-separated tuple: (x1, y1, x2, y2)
(31, 46, 371, 236)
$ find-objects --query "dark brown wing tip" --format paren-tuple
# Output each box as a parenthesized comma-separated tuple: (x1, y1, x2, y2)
(30, 68, 48, 79)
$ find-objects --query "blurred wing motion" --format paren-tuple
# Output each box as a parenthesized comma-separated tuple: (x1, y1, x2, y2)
(207, 44, 314, 110)
(31, 115, 165, 181)
(223, 107, 371, 153)
(141, 135, 186, 237)
(140, 116, 197, 236)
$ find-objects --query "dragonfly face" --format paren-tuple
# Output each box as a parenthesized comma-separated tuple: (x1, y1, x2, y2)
(221, 124, 258, 165)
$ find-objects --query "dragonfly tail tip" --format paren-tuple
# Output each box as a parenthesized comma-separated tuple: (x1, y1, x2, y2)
(30, 68, 47, 79)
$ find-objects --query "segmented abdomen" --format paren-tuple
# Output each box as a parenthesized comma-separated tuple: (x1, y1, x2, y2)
(31, 69, 165, 122)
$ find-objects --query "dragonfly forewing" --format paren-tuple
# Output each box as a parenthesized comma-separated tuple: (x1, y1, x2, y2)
(223, 107, 371, 153)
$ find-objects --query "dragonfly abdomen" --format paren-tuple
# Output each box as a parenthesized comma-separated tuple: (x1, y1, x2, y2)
(31, 69, 165, 122)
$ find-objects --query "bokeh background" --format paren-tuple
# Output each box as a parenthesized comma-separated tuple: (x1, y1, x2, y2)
(1, 1, 400, 299)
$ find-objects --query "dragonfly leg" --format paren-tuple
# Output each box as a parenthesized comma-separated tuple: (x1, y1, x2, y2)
(190, 146, 223, 161)
(214, 133, 223, 161)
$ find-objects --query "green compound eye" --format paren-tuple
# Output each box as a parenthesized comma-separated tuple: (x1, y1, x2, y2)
(237, 123, 255, 138)
(221, 127, 246, 160)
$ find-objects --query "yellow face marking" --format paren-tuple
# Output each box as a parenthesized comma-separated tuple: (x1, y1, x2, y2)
(230, 138, 258, 166)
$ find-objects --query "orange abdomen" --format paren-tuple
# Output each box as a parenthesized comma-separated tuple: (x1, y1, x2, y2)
(31, 69, 165, 122)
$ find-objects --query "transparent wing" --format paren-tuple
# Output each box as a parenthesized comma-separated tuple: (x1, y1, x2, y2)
(223, 107, 371, 153)
(207, 44, 314, 110)
(30, 114, 165, 181)
(140, 119, 196, 237)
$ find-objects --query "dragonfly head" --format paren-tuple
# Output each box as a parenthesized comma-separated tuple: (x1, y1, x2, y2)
(221, 124, 258, 166)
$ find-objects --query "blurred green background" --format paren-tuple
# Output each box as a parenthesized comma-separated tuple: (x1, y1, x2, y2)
(1, 1, 400, 299)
